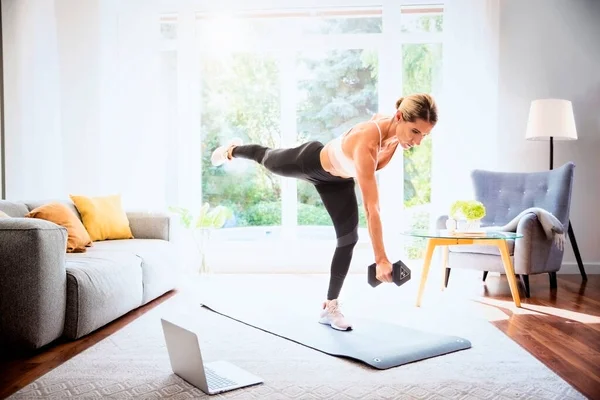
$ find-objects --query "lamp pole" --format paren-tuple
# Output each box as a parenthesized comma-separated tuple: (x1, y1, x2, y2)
(548, 136, 587, 281)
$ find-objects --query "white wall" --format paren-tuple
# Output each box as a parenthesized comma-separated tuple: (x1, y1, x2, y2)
(497, 0, 600, 273)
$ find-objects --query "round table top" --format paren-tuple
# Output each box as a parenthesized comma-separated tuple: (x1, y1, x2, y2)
(400, 229, 524, 240)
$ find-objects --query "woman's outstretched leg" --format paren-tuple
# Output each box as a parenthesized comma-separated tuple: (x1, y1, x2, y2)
(315, 181, 359, 331)
(211, 139, 322, 180)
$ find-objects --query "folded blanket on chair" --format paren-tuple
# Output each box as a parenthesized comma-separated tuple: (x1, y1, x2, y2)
(484, 207, 565, 251)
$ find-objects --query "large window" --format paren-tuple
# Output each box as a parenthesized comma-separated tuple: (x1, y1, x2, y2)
(400, 6, 444, 258)
(200, 52, 283, 227)
(161, 3, 443, 260)
(296, 48, 376, 228)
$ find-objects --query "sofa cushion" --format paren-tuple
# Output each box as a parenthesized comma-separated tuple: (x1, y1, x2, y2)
(91, 239, 176, 304)
(64, 250, 143, 339)
(0, 200, 28, 217)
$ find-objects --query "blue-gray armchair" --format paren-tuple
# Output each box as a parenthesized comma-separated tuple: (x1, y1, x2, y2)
(436, 162, 578, 297)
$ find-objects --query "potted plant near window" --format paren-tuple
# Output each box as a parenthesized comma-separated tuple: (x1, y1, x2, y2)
(447, 200, 487, 232)
(169, 203, 233, 274)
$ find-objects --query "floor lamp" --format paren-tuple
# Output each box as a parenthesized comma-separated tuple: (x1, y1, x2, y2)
(525, 98, 587, 281)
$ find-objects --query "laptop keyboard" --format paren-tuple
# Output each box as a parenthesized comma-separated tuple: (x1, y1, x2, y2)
(205, 367, 238, 389)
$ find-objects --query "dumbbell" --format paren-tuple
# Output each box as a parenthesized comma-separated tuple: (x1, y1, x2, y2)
(367, 260, 412, 287)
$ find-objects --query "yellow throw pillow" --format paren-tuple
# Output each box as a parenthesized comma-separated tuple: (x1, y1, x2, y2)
(26, 202, 93, 253)
(69, 194, 134, 241)
(0, 210, 10, 218)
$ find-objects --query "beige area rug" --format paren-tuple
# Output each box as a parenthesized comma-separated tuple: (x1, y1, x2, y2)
(10, 274, 585, 399)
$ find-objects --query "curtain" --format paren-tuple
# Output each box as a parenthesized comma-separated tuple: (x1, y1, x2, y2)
(98, 1, 167, 210)
(430, 0, 500, 220)
(3, 0, 65, 200)
(3, 0, 171, 209)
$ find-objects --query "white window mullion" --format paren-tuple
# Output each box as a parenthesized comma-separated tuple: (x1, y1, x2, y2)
(378, 0, 405, 245)
(279, 51, 298, 241)
(176, 11, 202, 208)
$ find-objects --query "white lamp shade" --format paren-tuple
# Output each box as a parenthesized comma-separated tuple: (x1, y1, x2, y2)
(525, 99, 578, 141)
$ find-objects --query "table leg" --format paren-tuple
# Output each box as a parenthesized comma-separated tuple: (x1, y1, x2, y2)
(416, 239, 437, 307)
(495, 239, 521, 308)
(441, 245, 449, 291)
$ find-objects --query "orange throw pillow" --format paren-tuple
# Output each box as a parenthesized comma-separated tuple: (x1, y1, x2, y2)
(26, 202, 93, 253)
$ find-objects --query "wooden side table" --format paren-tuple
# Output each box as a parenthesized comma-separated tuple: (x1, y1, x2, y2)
(401, 230, 523, 308)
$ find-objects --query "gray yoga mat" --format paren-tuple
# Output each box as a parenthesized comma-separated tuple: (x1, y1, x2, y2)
(200, 302, 471, 370)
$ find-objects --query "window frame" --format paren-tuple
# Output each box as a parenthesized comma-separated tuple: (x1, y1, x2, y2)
(160, 1, 444, 244)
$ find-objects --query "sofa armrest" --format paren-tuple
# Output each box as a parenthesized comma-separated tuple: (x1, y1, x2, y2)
(127, 212, 174, 241)
(0, 218, 67, 350)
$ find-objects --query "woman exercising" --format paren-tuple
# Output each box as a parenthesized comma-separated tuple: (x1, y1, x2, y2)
(211, 93, 438, 331)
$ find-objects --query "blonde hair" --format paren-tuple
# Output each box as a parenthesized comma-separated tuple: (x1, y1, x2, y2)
(395, 93, 438, 125)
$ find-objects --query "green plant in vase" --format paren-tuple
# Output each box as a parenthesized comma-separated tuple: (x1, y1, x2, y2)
(448, 200, 486, 231)
(169, 203, 233, 274)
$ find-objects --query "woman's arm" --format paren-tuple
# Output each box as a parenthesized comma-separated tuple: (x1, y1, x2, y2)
(352, 133, 393, 282)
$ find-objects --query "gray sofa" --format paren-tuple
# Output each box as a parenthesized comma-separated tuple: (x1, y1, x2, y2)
(0, 199, 179, 351)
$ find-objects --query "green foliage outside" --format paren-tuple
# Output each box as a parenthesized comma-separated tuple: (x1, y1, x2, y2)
(401, 41, 442, 258)
(198, 13, 443, 258)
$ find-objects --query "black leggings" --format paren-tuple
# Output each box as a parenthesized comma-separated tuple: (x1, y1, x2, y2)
(232, 141, 359, 300)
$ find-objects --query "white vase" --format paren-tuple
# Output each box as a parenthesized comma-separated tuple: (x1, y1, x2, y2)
(192, 228, 212, 275)
(465, 219, 481, 231)
(445, 218, 457, 233)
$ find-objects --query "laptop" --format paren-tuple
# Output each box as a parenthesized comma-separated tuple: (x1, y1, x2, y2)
(161, 318, 264, 395)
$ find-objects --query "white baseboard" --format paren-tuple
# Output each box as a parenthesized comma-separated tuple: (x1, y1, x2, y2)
(560, 261, 600, 274)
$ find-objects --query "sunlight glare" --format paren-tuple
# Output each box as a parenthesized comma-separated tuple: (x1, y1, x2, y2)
(199, 13, 255, 54)
(476, 297, 600, 324)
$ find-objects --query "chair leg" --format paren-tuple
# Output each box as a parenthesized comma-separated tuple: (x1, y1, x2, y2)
(482, 271, 488, 282)
(444, 267, 451, 288)
(568, 222, 587, 281)
(519, 274, 530, 298)
(549, 272, 557, 289)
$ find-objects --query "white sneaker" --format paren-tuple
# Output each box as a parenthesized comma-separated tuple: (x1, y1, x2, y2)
(211, 138, 243, 167)
(318, 299, 352, 331)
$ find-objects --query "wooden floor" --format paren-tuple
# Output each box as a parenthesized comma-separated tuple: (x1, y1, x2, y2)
(1, 274, 599, 400)
(485, 274, 600, 400)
